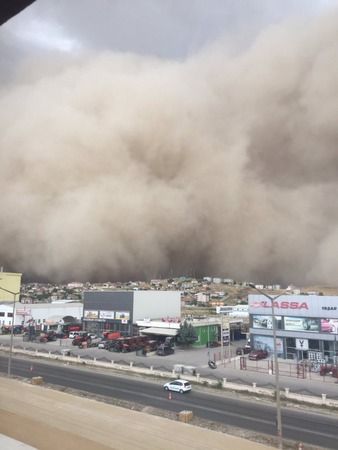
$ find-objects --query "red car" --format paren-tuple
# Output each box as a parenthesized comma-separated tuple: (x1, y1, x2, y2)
(249, 349, 268, 360)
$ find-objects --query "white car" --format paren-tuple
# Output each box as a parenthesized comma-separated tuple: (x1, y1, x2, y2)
(163, 379, 192, 394)
(68, 332, 81, 339)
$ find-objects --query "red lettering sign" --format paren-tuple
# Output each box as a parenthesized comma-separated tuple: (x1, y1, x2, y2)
(251, 301, 308, 310)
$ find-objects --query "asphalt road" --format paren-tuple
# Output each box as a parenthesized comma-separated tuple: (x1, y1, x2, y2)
(2, 335, 338, 399)
(1, 355, 337, 449)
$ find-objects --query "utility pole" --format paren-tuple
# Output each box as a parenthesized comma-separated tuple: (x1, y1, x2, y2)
(249, 283, 285, 450)
(0, 286, 20, 377)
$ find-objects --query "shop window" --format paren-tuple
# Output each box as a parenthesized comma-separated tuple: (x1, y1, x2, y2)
(7, 312, 13, 317)
(324, 341, 330, 351)
(285, 337, 296, 359)
(308, 339, 320, 350)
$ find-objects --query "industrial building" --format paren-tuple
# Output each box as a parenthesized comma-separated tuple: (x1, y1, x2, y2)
(249, 294, 338, 363)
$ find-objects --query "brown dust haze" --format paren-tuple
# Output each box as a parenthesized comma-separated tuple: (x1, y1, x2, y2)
(1, 12, 338, 284)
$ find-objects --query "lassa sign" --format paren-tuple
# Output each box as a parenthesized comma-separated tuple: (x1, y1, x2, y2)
(251, 301, 308, 310)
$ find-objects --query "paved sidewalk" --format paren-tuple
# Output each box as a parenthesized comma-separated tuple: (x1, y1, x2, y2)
(0, 377, 274, 450)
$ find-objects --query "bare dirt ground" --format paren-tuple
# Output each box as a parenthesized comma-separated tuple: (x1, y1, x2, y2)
(0, 376, 277, 450)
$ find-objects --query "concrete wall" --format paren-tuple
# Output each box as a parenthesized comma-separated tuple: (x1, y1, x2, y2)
(133, 291, 181, 321)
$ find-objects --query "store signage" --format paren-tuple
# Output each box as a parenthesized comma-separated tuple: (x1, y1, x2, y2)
(251, 301, 308, 310)
(321, 318, 338, 334)
(99, 310, 115, 319)
(296, 338, 309, 350)
(16, 309, 31, 315)
(84, 310, 99, 320)
(249, 295, 338, 318)
(115, 311, 130, 321)
(284, 317, 320, 332)
(252, 315, 282, 329)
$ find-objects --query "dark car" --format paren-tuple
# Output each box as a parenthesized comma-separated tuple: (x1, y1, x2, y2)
(249, 349, 268, 360)
(236, 346, 251, 355)
(157, 346, 174, 356)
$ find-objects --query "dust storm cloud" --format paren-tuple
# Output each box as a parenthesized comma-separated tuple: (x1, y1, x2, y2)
(1, 12, 338, 284)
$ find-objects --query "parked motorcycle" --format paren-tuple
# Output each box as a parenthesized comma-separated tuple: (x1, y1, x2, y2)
(208, 360, 217, 369)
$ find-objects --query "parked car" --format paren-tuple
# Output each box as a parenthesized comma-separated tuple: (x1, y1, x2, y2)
(248, 349, 268, 360)
(98, 340, 110, 349)
(69, 331, 81, 339)
(207, 341, 220, 348)
(157, 345, 174, 356)
(72, 333, 91, 346)
(236, 346, 251, 355)
(163, 379, 191, 393)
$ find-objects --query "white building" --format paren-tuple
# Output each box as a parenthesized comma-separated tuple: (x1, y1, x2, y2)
(196, 292, 210, 304)
(0, 303, 14, 327)
(216, 304, 249, 318)
(0, 302, 83, 329)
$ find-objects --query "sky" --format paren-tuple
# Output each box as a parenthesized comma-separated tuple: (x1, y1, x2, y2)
(1, 0, 338, 285)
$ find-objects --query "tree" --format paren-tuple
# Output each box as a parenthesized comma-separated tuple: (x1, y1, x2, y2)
(177, 320, 197, 347)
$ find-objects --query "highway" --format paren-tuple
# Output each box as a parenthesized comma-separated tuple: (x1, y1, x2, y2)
(0, 355, 337, 449)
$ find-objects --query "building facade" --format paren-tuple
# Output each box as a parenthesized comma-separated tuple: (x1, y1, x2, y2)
(249, 294, 338, 363)
(0, 302, 83, 329)
(82, 290, 181, 336)
(0, 272, 22, 302)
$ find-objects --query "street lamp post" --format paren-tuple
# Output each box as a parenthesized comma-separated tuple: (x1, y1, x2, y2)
(0, 286, 20, 377)
(249, 283, 284, 450)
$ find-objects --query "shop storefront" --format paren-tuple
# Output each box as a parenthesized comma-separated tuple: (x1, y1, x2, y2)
(249, 294, 338, 363)
(83, 290, 181, 336)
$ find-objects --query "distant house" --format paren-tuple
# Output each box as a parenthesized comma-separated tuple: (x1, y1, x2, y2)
(212, 278, 222, 284)
(196, 292, 210, 304)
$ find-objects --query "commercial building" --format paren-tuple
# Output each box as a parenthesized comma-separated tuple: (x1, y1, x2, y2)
(249, 294, 338, 363)
(0, 303, 14, 327)
(0, 301, 83, 329)
(82, 290, 181, 336)
(0, 272, 22, 302)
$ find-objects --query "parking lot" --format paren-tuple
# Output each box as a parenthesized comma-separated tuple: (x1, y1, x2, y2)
(0, 333, 247, 377)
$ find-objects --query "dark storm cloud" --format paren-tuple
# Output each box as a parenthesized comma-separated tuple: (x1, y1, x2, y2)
(1, 2, 338, 284)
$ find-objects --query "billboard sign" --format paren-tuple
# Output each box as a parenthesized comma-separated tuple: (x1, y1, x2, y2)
(252, 315, 282, 330)
(115, 311, 130, 321)
(84, 310, 99, 320)
(99, 310, 115, 319)
(284, 317, 320, 332)
(320, 319, 338, 334)
(252, 335, 284, 355)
